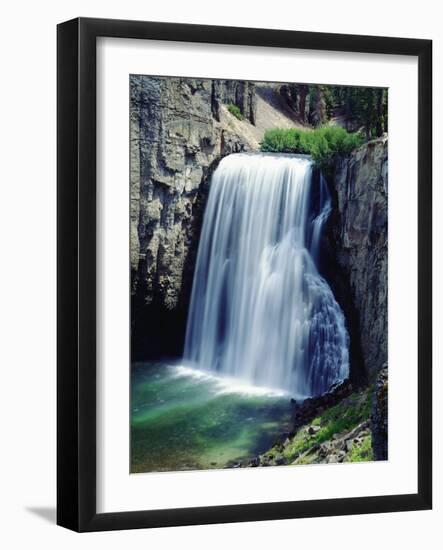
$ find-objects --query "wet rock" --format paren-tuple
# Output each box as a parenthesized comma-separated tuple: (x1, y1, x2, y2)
(307, 425, 320, 435)
(291, 379, 353, 431)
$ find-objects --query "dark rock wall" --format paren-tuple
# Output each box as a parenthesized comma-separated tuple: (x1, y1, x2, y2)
(371, 365, 388, 460)
(130, 76, 257, 358)
(326, 138, 388, 381)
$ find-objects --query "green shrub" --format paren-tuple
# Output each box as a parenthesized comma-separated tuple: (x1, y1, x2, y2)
(227, 103, 244, 120)
(260, 125, 363, 167)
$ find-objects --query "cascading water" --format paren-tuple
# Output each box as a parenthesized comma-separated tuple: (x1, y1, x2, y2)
(184, 153, 349, 397)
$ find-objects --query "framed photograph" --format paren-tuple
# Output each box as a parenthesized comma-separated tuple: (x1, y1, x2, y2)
(57, 17, 432, 532)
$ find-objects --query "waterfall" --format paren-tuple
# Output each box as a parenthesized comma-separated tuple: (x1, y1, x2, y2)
(184, 153, 349, 397)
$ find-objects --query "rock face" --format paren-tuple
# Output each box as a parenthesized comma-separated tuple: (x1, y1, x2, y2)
(325, 138, 388, 382)
(371, 365, 388, 460)
(211, 80, 256, 124)
(130, 76, 258, 357)
(247, 386, 374, 467)
(290, 379, 353, 431)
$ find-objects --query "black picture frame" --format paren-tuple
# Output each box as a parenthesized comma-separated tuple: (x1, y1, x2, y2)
(57, 17, 432, 532)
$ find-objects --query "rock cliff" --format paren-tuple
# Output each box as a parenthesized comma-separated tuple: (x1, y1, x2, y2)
(371, 365, 388, 460)
(325, 138, 388, 381)
(130, 76, 258, 357)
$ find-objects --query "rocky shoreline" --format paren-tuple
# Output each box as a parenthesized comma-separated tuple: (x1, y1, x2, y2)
(227, 370, 388, 468)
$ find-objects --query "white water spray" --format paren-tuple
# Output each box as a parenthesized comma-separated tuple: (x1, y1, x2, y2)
(184, 153, 349, 397)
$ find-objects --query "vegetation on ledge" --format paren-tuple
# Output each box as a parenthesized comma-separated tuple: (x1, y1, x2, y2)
(227, 103, 244, 120)
(258, 387, 374, 466)
(260, 125, 363, 168)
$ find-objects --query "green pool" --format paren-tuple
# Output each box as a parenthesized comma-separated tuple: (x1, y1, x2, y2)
(131, 362, 292, 473)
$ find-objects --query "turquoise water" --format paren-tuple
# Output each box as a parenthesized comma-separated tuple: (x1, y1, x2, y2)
(131, 362, 292, 473)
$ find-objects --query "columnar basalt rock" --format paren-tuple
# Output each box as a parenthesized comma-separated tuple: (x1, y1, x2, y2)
(130, 76, 258, 357)
(211, 80, 257, 124)
(327, 138, 388, 381)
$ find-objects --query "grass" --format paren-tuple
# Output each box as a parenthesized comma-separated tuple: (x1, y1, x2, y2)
(227, 103, 244, 120)
(347, 434, 374, 463)
(260, 125, 363, 168)
(264, 388, 373, 464)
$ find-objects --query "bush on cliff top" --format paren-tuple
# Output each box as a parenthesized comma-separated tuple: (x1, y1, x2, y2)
(260, 125, 363, 166)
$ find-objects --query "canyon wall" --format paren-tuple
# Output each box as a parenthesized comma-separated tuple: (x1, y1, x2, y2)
(130, 75, 258, 356)
(326, 138, 388, 381)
